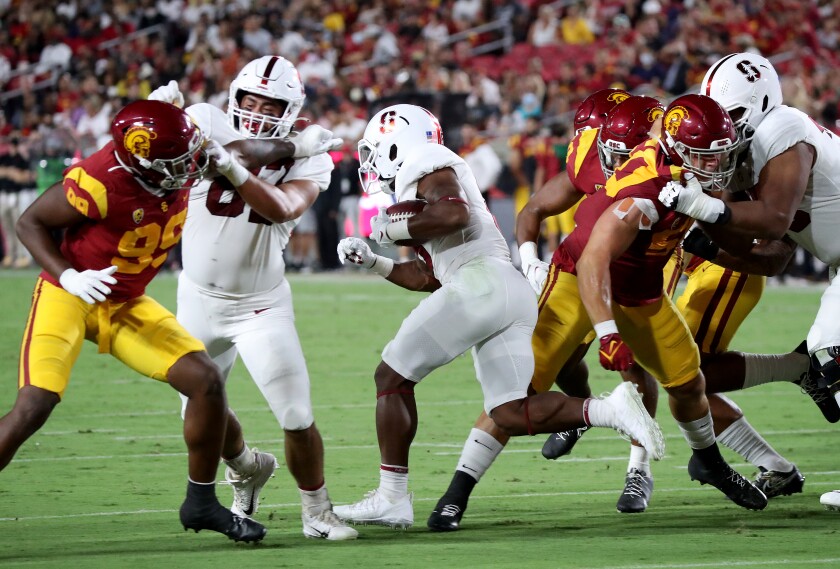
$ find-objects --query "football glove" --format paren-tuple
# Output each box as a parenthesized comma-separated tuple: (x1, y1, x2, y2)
(370, 207, 396, 247)
(59, 265, 118, 304)
(147, 80, 184, 108)
(518, 242, 548, 294)
(658, 174, 730, 224)
(205, 139, 250, 186)
(682, 226, 719, 260)
(337, 237, 376, 268)
(598, 333, 634, 371)
(291, 125, 343, 158)
(337, 237, 394, 277)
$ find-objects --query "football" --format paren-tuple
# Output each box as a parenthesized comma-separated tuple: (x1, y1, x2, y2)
(385, 200, 428, 247)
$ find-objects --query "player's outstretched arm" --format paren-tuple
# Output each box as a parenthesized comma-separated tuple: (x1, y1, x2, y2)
(516, 170, 584, 246)
(577, 199, 641, 372)
(16, 183, 87, 278)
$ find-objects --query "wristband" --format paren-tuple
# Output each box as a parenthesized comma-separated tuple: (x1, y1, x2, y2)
(370, 255, 394, 278)
(385, 219, 412, 242)
(224, 158, 251, 187)
(519, 241, 539, 265)
(593, 320, 619, 338)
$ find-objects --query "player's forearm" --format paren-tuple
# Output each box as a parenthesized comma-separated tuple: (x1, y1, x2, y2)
(576, 254, 615, 327)
(226, 139, 296, 171)
(386, 261, 441, 292)
(16, 216, 71, 278)
(714, 238, 796, 277)
(515, 206, 543, 245)
(234, 178, 303, 223)
(407, 201, 469, 241)
(722, 200, 792, 240)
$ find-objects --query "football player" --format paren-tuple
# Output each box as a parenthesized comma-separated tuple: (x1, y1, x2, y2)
(659, 52, 840, 511)
(333, 104, 665, 529)
(0, 100, 291, 542)
(148, 56, 357, 540)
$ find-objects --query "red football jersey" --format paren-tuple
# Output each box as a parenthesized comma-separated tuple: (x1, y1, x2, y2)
(553, 138, 694, 306)
(40, 142, 190, 302)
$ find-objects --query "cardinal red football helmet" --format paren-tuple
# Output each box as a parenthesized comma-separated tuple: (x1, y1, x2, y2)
(574, 88, 631, 133)
(111, 100, 208, 191)
(597, 95, 664, 178)
(662, 94, 738, 191)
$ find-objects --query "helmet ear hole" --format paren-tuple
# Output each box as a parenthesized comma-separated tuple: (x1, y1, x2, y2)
(761, 96, 769, 112)
(389, 144, 398, 161)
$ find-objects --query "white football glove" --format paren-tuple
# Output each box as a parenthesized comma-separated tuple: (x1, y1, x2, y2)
(337, 237, 394, 277)
(369, 207, 396, 247)
(291, 125, 343, 158)
(59, 265, 118, 304)
(147, 80, 184, 108)
(205, 139, 249, 186)
(658, 174, 728, 223)
(518, 241, 548, 294)
(337, 237, 376, 268)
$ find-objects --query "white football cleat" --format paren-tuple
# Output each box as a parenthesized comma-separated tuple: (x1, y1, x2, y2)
(226, 450, 277, 518)
(820, 490, 840, 511)
(303, 507, 359, 540)
(333, 489, 414, 529)
(600, 382, 666, 461)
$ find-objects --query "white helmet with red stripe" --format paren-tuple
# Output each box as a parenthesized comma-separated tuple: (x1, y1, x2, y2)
(358, 104, 443, 194)
(700, 52, 782, 143)
(228, 55, 305, 139)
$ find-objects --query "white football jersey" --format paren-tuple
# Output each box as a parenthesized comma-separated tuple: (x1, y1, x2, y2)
(183, 103, 332, 294)
(751, 105, 840, 265)
(394, 144, 510, 283)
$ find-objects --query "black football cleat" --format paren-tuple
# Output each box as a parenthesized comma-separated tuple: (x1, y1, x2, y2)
(427, 499, 465, 532)
(755, 465, 805, 499)
(792, 340, 839, 422)
(688, 454, 767, 511)
(616, 468, 653, 513)
(541, 426, 589, 460)
(180, 501, 267, 543)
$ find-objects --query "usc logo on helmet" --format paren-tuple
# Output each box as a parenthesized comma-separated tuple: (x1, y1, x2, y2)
(123, 126, 157, 158)
(609, 92, 630, 105)
(664, 106, 688, 136)
(648, 107, 664, 122)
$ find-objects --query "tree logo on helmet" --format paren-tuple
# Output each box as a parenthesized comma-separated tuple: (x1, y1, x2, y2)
(736, 60, 761, 83)
(379, 110, 398, 134)
(124, 126, 157, 158)
(609, 92, 630, 105)
(665, 106, 688, 135)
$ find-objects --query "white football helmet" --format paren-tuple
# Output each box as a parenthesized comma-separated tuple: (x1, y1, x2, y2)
(358, 104, 443, 194)
(228, 55, 305, 139)
(700, 52, 782, 144)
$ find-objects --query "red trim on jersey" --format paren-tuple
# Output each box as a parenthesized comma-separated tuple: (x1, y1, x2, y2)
(437, 196, 468, 205)
(376, 389, 415, 399)
(708, 271, 748, 354)
(665, 246, 684, 298)
(694, 269, 733, 351)
(21, 279, 45, 388)
(260, 56, 279, 86)
(538, 265, 560, 312)
(524, 396, 534, 435)
(380, 464, 409, 474)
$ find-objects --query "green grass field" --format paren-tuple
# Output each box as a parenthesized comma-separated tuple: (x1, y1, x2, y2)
(1, 270, 839, 569)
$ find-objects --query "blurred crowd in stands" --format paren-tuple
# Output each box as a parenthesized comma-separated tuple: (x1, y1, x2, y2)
(1, 0, 837, 279)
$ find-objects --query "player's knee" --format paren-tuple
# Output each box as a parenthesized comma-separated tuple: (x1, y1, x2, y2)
(278, 405, 313, 431)
(11, 387, 58, 430)
(374, 361, 410, 393)
(664, 372, 705, 401)
(170, 352, 225, 398)
(488, 400, 525, 434)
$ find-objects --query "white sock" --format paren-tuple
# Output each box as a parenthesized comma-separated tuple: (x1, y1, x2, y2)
(717, 417, 793, 472)
(300, 484, 330, 515)
(677, 411, 716, 450)
(743, 351, 809, 388)
(379, 464, 409, 502)
(224, 445, 256, 474)
(628, 444, 650, 475)
(455, 428, 505, 482)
